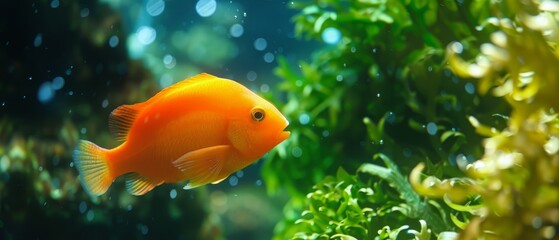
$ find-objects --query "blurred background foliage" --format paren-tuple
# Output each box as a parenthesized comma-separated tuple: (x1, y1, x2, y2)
(264, 0, 558, 239)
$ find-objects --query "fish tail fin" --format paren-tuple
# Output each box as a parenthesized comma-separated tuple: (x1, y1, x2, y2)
(73, 140, 113, 196)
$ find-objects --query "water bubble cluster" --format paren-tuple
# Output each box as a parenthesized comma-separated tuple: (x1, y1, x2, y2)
(37, 76, 65, 104)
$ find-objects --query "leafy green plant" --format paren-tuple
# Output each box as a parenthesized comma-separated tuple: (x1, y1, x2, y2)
(412, 0, 559, 239)
(263, 0, 506, 202)
(281, 154, 451, 240)
(265, 0, 558, 239)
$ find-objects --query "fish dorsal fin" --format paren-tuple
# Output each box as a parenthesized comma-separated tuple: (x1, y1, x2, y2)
(155, 73, 219, 98)
(108, 104, 142, 142)
(172, 145, 230, 190)
(125, 173, 162, 196)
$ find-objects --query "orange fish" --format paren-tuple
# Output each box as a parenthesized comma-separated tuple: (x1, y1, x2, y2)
(73, 73, 290, 196)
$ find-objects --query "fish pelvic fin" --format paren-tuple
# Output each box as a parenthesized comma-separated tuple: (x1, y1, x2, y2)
(173, 145, 230, 190)
(73, 140, 113, 196)
(108, 104, 141, 142)
(125, 173, 162, 196)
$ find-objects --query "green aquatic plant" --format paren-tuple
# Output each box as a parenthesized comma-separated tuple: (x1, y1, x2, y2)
(282, 154, 452, 239)
(412, 0, 559, 239)
(263, 0, 506, 202)
(265, 0, 557, 239)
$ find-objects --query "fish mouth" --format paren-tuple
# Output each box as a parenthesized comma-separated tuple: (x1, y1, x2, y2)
(277, 119, 291, 141)
(278, 129, 291, 141)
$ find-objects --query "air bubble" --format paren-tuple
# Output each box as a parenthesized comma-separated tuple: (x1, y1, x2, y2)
(229, 176, 238, 186)
(80, 8, 90, 17)
(139, 224, 149, 235)
(196, 0, 217, 17)
(465, 82, 475, 94)
(37, 81, 54, 103)
(50, 0, 59, 8)
(298, 113, 310, 125)
(101, 99, 109, 108)
(52, 76, 65, 90)
(246, 71, 257, 81)
(146, 0, 165, 17)
(260, 84, 269, 92)
(291, 147, 302, 158)
(230, 24, 244, 38)
(34, 33, 43, 47)
(450, 42, 463, 54)
(163, 54, 176, 69)
(263, 52, 274, 63)
(79, 201, 87, 214)
(86, 210, 94, 222)
(254, 38, 267, 51)
(109, 35, 119, 48)
(322, 27, 341, 44)
(137, 26, 156, 45)
(427, 122, 437, 135)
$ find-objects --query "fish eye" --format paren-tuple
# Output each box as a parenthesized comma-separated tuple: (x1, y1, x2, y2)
(251, 107, 265, 122)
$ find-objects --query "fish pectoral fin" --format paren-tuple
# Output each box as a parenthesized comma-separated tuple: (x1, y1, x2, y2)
(125, 173, 162, 196)
(182, 176, 226, 190)
(211, 176, 228, 184)
(172, 145, 230, 189)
